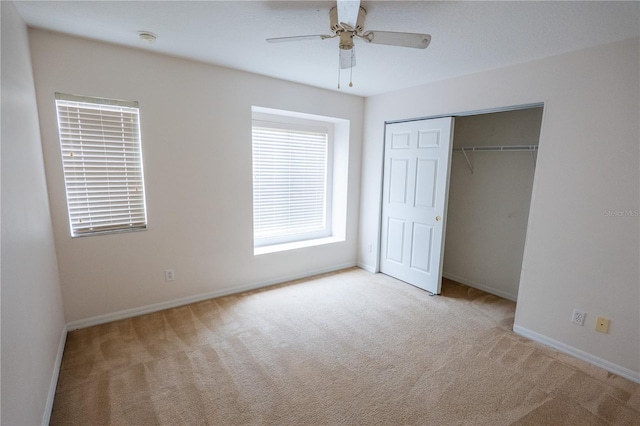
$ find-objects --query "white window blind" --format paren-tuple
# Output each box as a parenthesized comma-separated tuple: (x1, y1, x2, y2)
(55, 93, 148, 237)
(252, 122, 330, 246)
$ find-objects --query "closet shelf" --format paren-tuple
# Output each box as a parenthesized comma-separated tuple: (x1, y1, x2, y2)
(454, 145, 538, 174)
(453, 145, 538, 152)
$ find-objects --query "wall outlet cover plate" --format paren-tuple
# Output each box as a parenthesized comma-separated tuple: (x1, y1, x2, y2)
(572, 309, 585, 326)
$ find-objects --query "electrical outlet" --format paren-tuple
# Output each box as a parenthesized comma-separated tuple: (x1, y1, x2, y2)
(571, 309, 585, 326)
(595, 316, 610, 333)
(165, 269, 175, 282)
(367, 243, 373, 253)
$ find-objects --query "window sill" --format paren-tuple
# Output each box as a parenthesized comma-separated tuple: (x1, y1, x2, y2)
(254, 236, 344, 256)
(71, 226, 147, 238)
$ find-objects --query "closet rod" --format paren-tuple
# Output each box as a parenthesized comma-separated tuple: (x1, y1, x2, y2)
(454, 145, 538, 174)
(453, 145, 538, 152)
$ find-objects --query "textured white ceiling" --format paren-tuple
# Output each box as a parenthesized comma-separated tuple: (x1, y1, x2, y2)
(14, 1, 640, 97)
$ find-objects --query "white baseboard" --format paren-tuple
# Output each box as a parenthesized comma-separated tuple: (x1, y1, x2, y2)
(42, 325, 67, 425)
(442, 272, 518, 302)
(513, 324, 640, 384)
(66, 262, 357, 330)
(356, 262, 377, 273)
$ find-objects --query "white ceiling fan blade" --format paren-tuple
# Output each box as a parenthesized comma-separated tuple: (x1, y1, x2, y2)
(361, 31, 431, 49)
(266, 34, 333, 43)
(339, 48, 356, 69)
(337, 0, 361, 30)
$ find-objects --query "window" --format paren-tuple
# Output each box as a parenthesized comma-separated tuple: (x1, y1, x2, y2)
(252, 115, 333, 248)
(252, 107, 350, 254)
(55, 93, 148, 237)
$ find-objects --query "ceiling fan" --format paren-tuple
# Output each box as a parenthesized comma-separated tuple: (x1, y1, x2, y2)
(266, 0, 431, 87)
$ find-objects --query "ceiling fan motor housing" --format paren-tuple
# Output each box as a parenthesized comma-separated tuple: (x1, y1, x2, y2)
(330, 6, 367, 50)
(330, 6, 367, 34)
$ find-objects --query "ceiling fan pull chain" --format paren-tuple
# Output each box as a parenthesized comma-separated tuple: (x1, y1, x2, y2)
(337, 57, 341, 89)
(349, 49, 354, 87)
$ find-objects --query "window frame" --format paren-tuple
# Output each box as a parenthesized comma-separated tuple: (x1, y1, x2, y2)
(252, 112, 335, 249)
(54, 93, 148, 238)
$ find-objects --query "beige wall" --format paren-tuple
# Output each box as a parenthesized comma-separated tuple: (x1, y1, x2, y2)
(1, 3, 67, 424)
(359, 38, 639, 378)
(444, 108, 542, 300)
(28, 29, 364, 324)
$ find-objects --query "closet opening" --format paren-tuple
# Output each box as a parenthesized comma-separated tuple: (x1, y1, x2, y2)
(443, 106, 544, 301)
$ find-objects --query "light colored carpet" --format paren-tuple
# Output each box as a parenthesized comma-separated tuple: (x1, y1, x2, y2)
(51, 268, 640, 425)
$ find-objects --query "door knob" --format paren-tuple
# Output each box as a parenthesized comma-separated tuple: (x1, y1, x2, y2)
(436, 215, 441, 222)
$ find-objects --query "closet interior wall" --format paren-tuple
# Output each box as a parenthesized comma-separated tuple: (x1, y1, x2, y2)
(443, 108, 543, 301)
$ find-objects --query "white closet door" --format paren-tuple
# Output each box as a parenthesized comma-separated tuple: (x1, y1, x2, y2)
(380, 117, 454, 294)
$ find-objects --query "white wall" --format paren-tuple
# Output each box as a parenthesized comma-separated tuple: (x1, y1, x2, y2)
(28, 29, 364, 324)
(359, 38, 639, 378)
(444, 109, 542, 301)
(1, 3, 67, 424)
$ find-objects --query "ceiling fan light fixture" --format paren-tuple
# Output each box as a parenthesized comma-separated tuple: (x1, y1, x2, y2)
(339, 32, 354, 50)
